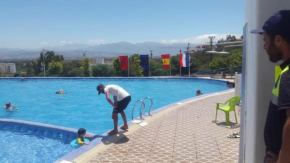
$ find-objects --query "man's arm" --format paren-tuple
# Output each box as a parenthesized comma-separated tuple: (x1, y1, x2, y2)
(278, 110, 290, 163)
(113, 96, 118, 106)
(106, 92, 116, 108)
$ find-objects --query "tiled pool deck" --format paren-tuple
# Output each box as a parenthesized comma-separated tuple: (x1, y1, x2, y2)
(82, 90, 239, 163)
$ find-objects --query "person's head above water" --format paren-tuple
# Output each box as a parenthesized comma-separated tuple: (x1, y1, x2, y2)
(5, 102, 11, 108)
(55, 89, 65, 94)
(78, 128, 86, 137)
(96, 84, 105, 95)
(196, 90, 202, 95)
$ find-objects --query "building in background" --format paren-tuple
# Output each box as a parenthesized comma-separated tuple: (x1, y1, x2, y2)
(192, 44, 217, 53)
(91, 58, 114, 66)
(0, 63, 16, 74)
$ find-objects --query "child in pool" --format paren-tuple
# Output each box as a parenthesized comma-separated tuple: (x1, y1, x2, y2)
(77, 128, 91, 145)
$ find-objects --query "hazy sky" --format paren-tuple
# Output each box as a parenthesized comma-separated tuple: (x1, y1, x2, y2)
(0, 0, 244, 49)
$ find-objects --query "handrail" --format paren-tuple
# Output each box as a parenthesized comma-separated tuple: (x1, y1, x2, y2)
(142, 97, 153, 116)
(131, 100, 145, 120)
(196, 65, 242, 75)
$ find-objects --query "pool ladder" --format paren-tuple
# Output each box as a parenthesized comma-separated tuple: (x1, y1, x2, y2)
(131, 97, 153, 120)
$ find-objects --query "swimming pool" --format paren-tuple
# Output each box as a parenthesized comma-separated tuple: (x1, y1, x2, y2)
(0, 130, 73, 163)
(0, 119, 78, 163)
(0, 78, 229, 134)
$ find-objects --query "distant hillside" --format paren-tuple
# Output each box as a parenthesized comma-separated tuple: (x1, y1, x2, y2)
(0, 42, 196, 59)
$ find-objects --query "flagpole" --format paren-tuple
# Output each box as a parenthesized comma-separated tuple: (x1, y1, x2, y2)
(149, 56, 150, 77)
(179, 51, 181, 77)
(170, 55, 171, 76)
(188, 55, 190, 77)
(128, 55, 130, 77)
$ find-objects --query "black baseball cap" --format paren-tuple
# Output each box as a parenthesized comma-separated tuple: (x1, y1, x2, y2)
(251, 10, 290, 39)
(96, 84, 104, 95)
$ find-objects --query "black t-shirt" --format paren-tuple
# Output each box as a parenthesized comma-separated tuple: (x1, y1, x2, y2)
(264, 59, 290, 155)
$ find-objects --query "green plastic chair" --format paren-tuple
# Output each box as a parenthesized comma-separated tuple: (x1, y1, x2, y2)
(215, 96, 241, 126)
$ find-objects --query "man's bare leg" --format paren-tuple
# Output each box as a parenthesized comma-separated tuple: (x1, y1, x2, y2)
(120, 111, 128, 130)
(108, 112, 118, 134)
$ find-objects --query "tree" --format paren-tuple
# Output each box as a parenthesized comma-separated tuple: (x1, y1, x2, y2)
(25, 62, 35, 77)
(218, 35, 238, 43)
(150, 59, 167, 76)
(129, 54, 143, 77)
(189, 56, 200, 74)
(227, 49, 242, 67)
(44, 51, 64, 64)
(82, 57, 91, 77)
(62, 61, 82, 77)
(112, 58, 121, 76)
(226, 35, 237, 42)
(48, 61, 63, 76)
(209, 58, 227, 70)
(34, 51, 64, 76)
(112, 58, 129, 76)
(92, 64, 116, 77)
(13, 72, 21, 77)
(68, 68, 84, 77)
(170, 54, 180, 76)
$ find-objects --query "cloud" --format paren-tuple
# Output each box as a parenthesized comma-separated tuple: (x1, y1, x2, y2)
(160, 34, 242, 44)
(88, 39, 106, 45)
(40, 41, 48, 45)
(60, 41, 74, 45)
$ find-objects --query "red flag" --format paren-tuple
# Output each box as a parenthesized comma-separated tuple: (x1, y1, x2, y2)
(119, 56, 128, 70)
(161, 54, 170, 69)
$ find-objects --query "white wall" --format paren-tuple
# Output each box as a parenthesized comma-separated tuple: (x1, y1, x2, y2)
(235, 74, 242, 96)
(242, 1, 290, 163)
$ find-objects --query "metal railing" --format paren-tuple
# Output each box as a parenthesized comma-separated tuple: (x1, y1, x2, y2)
(196, 65, 242, 78)
(131, 97, 153, 120)
(131, 100, 145, 120)
(142, 97, 153, 116)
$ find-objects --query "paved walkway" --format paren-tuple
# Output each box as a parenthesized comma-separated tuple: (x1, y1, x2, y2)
(88, 91, 240, 163)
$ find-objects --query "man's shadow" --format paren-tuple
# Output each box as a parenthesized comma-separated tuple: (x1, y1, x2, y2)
(89, 130, 130, 146)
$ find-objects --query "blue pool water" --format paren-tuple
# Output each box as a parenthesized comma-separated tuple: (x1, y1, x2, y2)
(0, 130, 74, 163)
(0, 78, 229, 134)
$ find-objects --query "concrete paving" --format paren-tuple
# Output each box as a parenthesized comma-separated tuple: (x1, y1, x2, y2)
(87, 90, 240, 163)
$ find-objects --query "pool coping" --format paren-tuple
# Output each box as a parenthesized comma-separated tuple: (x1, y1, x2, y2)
(64, 88, 234, 163)
(0, 119, 96, 136)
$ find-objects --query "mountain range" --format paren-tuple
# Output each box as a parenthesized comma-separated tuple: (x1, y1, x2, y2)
(0, 42, 196, 60)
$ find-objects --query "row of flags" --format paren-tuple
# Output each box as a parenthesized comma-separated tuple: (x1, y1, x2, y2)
(119, 53, 190, 70)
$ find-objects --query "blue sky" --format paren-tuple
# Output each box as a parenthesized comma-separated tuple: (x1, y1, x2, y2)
(0, 0, 244, 49)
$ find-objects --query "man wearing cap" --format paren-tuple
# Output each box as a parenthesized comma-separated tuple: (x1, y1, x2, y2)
(97, 84, 131, 135)
(251, 10, 290, 163)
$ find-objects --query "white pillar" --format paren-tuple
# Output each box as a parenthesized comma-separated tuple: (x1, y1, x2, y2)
(242, 1, 290, 163)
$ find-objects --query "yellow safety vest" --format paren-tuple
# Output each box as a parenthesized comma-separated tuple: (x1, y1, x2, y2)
(271, 65, 289, 105)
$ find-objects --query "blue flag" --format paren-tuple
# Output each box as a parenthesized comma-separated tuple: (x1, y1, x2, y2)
(140, 55, 149, 69)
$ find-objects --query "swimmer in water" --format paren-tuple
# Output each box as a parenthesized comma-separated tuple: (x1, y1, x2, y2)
(3, 102, 18, 111)
(55, 89, 66, 94)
